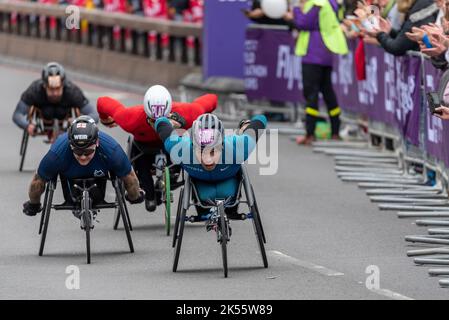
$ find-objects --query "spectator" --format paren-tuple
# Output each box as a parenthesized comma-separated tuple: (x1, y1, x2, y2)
(285, 0, 348, 144)
(168, 0, 190, 21)
(362, 0, 438, 56)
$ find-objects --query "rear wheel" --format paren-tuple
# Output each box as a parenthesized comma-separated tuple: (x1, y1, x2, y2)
(164, 167, 171, 236)
(172, 187, 184, 248)
(173, 204, 187, 272)
(251, 203, 268, 268)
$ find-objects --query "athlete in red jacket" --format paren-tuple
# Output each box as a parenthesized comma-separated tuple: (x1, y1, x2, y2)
(97, 85, 217, 211)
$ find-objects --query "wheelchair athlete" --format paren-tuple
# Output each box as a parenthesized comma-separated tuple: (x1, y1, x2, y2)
(155, 113, 267, 224)
(13, 62, 99, 141)
(22, 116, 145, 217)
(97, 85, 217, 212)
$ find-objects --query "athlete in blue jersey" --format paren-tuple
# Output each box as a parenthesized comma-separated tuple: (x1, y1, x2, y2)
(23, 116, 144, 217)
(155, 113, 267, 219)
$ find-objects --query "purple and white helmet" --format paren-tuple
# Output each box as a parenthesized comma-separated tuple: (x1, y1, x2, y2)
(192, 113, 224, 149)
(143, 85, 172, 120)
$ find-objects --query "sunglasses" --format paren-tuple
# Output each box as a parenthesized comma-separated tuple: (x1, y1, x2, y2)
(72, 147, 96, 157)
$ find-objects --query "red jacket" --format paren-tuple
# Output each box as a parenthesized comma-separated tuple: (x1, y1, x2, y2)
(97, 94, 218, 144)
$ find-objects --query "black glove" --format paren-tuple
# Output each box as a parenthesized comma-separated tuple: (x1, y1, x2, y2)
(125, 189, 145, 204)
(169, 112, 187, 128)
(239, 119, 251, 129)
(23, 201, 42, 216)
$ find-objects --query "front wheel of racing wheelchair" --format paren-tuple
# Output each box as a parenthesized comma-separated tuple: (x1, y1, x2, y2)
(172, 165, 268, 278)
(38, 174, 134, 264)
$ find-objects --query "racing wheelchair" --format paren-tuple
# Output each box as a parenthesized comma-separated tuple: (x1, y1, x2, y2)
(19, 106, 80, 171)
(114, 136, 183, 236)
(172, 165, 268, 278)
(38, 173, 134, 264)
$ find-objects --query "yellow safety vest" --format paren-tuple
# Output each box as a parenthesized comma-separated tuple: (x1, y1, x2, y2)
(295, 0, 348, 56)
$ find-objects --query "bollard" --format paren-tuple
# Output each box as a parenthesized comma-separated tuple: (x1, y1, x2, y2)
(148, 30, 158, 61)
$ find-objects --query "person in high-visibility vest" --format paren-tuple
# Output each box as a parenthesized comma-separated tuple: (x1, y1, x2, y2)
(285, 0, 348, 145)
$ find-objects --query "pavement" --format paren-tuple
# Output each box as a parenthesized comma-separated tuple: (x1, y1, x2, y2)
(0, 62, 448, 300)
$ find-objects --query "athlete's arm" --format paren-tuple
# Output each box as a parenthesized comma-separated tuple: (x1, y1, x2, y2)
(12, 100, 30, 130)
(96, 97, 140, 133)
(28, 173, 46, 204)
(121, 169, 142, 201)
(172, 94, 218, 128)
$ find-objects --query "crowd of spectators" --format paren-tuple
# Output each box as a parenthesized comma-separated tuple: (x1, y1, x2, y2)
(24, 0, 204, 23)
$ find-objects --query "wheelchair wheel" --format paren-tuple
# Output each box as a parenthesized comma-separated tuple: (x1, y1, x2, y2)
(218, 202, 228, 278)
(173, 194, 187, 272)
(172, 187, 183, 248)
(38, 183, 50, 235)
(39, 183, 54, 256)
(251, 202, 268, 268)
(80, 191, 92, 264)
(19, 130, 29, 172)
(252, 185, 266, 244)
(164, 167, 171, 236)
(115, 182, 134, 253)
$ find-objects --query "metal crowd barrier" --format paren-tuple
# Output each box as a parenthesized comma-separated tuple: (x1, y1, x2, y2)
(311, 48, 449, 288)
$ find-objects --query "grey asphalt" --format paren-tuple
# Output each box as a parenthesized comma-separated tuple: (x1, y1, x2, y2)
(0, 62, 448, 300)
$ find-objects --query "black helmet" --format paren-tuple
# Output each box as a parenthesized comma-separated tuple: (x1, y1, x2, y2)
(69, 116, 99, 149)
(42, 62, 65, 85)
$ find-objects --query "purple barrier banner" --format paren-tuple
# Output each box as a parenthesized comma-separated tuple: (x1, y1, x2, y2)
(244, 28, 422, 145)
(203, 0, 250, 79)
(245, 28, 304, 103)
(422, 60, 449, 165)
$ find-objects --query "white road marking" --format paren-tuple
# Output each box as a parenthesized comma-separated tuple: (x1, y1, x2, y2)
(269, 250, 414, 300)
(368, 288, 414, 300)
(268, 250, 345, 277)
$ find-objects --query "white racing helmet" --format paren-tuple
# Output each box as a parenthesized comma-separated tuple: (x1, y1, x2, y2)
(192, 113, 224, 149)
(143, 85, 172, 120)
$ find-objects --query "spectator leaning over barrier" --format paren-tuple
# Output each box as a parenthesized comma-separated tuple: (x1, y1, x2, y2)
(362, 0, 438, 56)
(405, 1, 449, 69)
(284, 0, 349, 145)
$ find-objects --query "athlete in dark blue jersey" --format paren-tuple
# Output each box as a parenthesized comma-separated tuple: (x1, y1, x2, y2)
(23, 116, 144, 216)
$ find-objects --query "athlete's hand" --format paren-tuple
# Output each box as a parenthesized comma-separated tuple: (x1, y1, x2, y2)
(169, 112, 186, 128)
(23, 201, 42, 216)
(27, 123, 36, 136)
(125, 189, 145, 204)
(434, 106, 449, 120)
(100, 116, 117, 128)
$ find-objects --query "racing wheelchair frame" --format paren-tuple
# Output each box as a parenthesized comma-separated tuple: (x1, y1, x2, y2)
(172, 164, 268, 278)
(114, 136, 183, 236)
(38, 174, 134, 264)
(19, 106, 80, 171)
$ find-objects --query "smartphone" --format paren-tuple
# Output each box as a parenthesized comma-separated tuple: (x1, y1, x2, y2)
(422, 34, 433, 49)
(426, 92, 443, 115)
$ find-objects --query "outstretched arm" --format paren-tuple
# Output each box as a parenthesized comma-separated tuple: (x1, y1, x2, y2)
(96, 96, 140, 132)
(12, 100, 30, 130)
(173, 94, 218, 128)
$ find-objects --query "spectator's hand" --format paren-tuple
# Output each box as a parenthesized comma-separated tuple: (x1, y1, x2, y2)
(422, 24, 444, 38)
(377, 17, 392, 34)
(363, 35, 379, 45)
(284, 11, 294, 21)
(406, 27, 426, 43)
(434, 106, 449, 120)
(27, 123, 36, 136)
(247, 8, 265, 19)
(421, 34, 447, 56)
